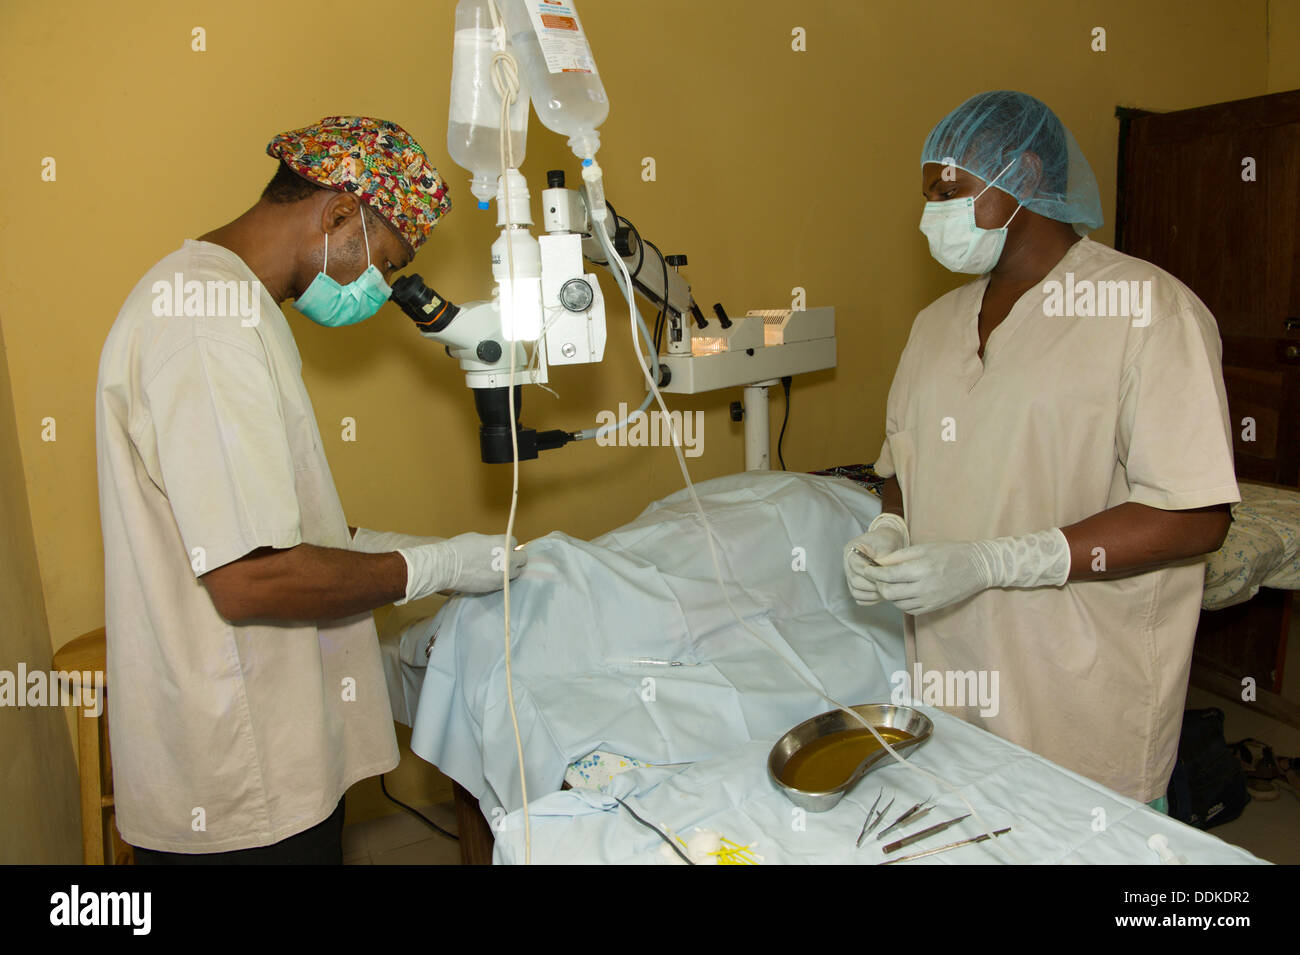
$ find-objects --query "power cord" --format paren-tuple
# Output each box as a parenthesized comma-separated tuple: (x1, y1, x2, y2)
(612, 795, 694, 864)
(379, 774, 459, 841)
(643, 236, 670, 356)
(777, 375, 792, 470)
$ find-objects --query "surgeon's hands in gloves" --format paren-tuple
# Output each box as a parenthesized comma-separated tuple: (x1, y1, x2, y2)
(352, 527, 526, 604)
(846, 523, 1070, 615)
(843, 513, 910, 605)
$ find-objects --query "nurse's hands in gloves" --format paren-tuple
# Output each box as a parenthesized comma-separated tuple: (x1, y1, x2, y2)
(844, 513, 910, 605)
(352, 527, 526, 604)
(398, 533, 526, 603)
(846, 526, 1070, 615)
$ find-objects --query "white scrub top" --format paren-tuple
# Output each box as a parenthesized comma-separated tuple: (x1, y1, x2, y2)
(95, 240, 399, 853)
(874, 237, 1239, 802)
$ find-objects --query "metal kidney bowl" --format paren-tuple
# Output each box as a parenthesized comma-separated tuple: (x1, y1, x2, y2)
(768, 703, 934, 812)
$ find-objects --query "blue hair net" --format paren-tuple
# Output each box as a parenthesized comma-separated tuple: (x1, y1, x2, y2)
(921, 91, 1103, 233)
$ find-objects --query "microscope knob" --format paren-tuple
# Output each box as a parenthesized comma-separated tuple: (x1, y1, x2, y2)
(547, 169, 565, 188)
(477, 340, 503, 363)
(613, 224, 635, 257)
(665, 254, 688, 268)
(559, 278, 595, 312)
(729, 401, 744, 422)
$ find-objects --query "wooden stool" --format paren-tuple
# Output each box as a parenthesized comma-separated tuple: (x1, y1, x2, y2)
(52, 627, 133, 865)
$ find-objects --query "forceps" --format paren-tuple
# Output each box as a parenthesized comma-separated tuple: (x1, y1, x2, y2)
(856, 790, 894, 848)
(851, 545, 880, 566)
(875, 797, 937, 840)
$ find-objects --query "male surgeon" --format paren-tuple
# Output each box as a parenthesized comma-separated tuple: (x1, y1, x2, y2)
(95, 116, 524, 863)
(844, 92, 1238, 810)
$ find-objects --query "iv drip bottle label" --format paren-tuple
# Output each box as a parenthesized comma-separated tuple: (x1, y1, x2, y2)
(525, 0, 597, 74)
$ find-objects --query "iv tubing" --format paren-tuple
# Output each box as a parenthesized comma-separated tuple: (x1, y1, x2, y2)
(586, 175, 1026, 864)
(487, 0, 531, 865)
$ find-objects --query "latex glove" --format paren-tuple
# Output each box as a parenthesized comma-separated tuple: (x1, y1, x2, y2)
(396, 533, 526, 604)
(844, 513, 910, 606)
(863, 528, 1071, 615)
(351, 527, 445, 553)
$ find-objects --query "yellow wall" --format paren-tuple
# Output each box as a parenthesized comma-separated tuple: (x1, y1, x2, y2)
(1270, 0, 1300, 91)
(0, 319, 82, 863)
(0, 0, 1288, 835)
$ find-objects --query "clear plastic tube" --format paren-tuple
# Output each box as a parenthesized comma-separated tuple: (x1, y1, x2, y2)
(573, 208, 658, 442)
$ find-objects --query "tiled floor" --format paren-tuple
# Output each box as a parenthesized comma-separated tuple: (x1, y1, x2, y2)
(343, 800, 462, 865)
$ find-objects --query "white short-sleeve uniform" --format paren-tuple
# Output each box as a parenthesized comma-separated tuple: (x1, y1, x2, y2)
(95, 240, 398, 853)
(874, 237, 1239, 802)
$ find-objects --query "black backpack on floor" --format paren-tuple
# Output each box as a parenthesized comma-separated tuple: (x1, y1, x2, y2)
(1166, 707, 1250, 830)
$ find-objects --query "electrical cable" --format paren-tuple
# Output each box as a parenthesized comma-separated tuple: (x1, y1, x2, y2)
(619, 217, 663, 356)
(620, 215, 646, 280)
(612, 796, 695, 865)
(379, 774, 459, 841)
(642, 236, 670, 356)
(564, 196, 663, 442)
(572, 257, 660, 443)
(777, 375, 791, 471)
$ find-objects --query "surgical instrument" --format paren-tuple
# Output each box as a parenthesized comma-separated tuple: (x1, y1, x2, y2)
(855, 789, 885, 848)
(875, 797, 936, 840)
(857, 795, 895, 847)
(879, 827, 1012, 865)
(882, 813, 970, 853)
(608, 658, 691, 667)
(851, 544, 879, 566)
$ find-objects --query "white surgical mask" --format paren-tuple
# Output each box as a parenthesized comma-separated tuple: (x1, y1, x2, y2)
(919, 158, 1023, 274)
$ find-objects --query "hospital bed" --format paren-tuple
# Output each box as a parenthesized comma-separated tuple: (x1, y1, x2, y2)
(379, 471, 1266, 865)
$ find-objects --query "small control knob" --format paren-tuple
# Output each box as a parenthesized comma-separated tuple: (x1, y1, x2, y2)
(613, 224, 635, 257)
(559, 278, 595, 313)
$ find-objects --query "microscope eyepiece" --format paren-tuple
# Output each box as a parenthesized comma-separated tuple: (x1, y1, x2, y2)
(391, 273, 460, 333)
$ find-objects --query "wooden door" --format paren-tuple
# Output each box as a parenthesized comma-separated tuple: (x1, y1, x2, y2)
(1116, 90, 1300, 698)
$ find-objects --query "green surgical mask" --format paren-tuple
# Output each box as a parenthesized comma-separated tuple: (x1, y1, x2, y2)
(293, 211, 392, 327)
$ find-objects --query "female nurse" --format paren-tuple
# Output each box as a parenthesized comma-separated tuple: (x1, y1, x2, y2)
(845, 91, 1239, 808)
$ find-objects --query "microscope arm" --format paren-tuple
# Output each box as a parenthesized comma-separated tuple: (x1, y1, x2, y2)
(542, 174, 702, 342)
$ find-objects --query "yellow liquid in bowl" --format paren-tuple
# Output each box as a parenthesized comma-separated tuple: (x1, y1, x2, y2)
(779, 727, 915, 792)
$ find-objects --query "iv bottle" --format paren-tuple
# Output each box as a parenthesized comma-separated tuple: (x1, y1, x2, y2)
(447, 0, 531, 208)
(502, 0, 608, 161)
